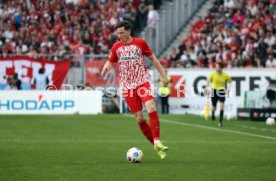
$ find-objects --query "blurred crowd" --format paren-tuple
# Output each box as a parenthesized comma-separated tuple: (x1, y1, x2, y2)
(161, 0, 276, 68)
(0, 0, 162, 61)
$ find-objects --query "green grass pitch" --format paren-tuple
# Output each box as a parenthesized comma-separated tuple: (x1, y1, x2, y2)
(0, 114, 276, 181)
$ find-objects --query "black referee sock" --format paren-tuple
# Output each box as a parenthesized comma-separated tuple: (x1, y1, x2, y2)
(212, 111, 215, 121)
(220, 110, 224, 123)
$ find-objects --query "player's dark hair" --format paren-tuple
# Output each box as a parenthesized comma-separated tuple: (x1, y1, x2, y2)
(116, 21, 132, 31)
(216, 62, 224, 69)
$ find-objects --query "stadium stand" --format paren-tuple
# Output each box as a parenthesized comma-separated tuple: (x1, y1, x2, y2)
(0, 0, 163, 60)
(163, 0, 276, 68)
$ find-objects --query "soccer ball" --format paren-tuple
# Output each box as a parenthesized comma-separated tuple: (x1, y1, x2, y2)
(266, 117, 275, 125)
(126, 147, 143, 163)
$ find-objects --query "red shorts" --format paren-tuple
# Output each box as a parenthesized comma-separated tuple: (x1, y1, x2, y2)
(124, 82, 154, 113)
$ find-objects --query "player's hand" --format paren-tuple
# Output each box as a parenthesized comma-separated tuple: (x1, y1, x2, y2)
(101, 67, 108, 76)
(162, 77, 169, 87)
(205, 88, 210, 97)
(226, 90, 230, 97)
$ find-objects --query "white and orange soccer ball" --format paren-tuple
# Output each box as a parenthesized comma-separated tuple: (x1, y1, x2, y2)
(266, 117, 275, 125)
(126, 147, 143, 163)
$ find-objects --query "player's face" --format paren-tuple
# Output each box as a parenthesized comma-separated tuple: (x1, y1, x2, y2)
(215, 64, 222, 73)
(117, 27, 131, 42)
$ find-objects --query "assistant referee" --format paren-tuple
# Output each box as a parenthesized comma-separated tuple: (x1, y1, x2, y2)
(205, 62, 232, 127)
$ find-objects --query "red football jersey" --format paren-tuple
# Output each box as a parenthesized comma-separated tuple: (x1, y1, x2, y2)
(108, 37, 153, 89)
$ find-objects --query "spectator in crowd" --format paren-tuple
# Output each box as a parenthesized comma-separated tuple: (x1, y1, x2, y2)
(224, 0, 235, 9)
(266, 54, 276, 68)
(13, 73, 22, 90)
(256, 36, 269, 66)
(159, 54, 171, 68)
(185, 54, 198, 68)
(0, 0, 164, 60)
(4, 72, 21, 90)
(167, 0, 276, 68)
(147, 4, 159, 29)
(169, 47, 180, 67)
(137, 0, 148, 31)
(33, 68, 49, 90)
(196, 44, 208, 67)
(179, 50, 188, 68)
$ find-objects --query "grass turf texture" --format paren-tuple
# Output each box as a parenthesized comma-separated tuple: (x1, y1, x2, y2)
(0, 114, 276, 181)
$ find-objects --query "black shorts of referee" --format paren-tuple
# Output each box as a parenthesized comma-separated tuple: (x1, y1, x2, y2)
(211, 89, 226, 107)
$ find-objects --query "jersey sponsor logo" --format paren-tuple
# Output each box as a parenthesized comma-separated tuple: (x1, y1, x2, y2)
(117, 45, 142, 62)
(120, 56, 139, 62)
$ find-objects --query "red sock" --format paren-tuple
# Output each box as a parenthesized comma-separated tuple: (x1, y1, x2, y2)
(138, 121, 154, 144)
(148, 111, 160, 141)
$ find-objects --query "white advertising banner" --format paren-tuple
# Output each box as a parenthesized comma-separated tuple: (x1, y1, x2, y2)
(166, 68, 276, 116)
(0, 90, 102, 114)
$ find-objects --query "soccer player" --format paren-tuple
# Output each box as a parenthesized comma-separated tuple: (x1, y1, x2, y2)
(157, 70, 172, 114)
(205, 62, 232, 127)
(101, 21, 169, 159)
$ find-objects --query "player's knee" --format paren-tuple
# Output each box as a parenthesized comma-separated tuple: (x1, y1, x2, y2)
(148, 107, 156, 113)
(144, 100, 157, 113)
(146, 104, 156, 113)
(135, 114, 145, 123)
(220, 103, 224, 110)
(136, 117, 145, 123)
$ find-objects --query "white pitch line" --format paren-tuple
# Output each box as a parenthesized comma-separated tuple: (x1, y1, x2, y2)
(160, 119, 276, 141)
(123, 114, 276, 140)
(236, 125, 276, 133)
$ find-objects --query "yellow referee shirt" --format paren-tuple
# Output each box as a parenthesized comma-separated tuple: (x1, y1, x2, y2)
(207, 72, 231, 90)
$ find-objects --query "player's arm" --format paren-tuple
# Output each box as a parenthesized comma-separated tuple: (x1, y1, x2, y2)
(226, 74, 232, 97)
(101, 45, 117, 76)
(148, 54, 168, 87)
(101, 61, 114, 76)
(205, 81, 211, 97)
(226, 82, 231, 97)
(205, 73, 213, 97)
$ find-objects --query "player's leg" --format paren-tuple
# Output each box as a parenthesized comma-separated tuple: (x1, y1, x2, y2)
(144, 99, 168, 160)
(160, 96, 165, 114)
(164, 96, 169, 114)
(137, 82, 160, 143)
(218, 102, 224, 127)
(139, 82, 168, 159)
(144, 99, 160, 142)
(218, 91, 226, 127)
(124, 88, 153, 144)
(211, 90, 218, 121)
(211, 105, 216, 121)
(134, 110, 154, 144)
